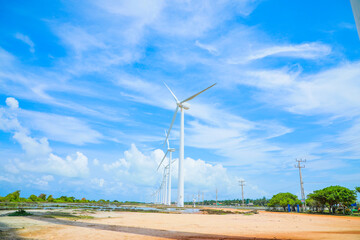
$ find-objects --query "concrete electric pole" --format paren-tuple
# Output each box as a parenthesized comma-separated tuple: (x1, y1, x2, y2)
(239, 180, 245, 206)
(216, 188, 218, 205)
(295, 159, 306, 211)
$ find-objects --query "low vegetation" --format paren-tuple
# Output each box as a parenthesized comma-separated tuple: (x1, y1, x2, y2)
(200, 209, 258, 215)
(185, 197, 269, 206)
(8, 209, 32, 216)
(41, 211, 94, 219)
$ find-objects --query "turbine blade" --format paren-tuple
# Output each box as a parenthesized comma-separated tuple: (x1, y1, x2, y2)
(163, 82, 179, 103)
(164, 129, 170, 148)
(181, 83, 216, 103)
(163, 105, 179, 147)
(157, 150, 169, 171)
(351, 0, 360, 39)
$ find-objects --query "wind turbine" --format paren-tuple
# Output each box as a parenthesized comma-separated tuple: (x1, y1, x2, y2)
(157, 130, 175, 205)
(163, 82, 216, 207)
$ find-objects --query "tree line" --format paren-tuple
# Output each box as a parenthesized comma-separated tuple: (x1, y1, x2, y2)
(268, 186, 360, 215)
(197, 197, 269, 206)
(0, 190, 125, 204)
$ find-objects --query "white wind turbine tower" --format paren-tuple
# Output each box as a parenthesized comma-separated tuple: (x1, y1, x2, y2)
(163, 82, 216, 207)
(157, 130, 175, 205)
(160, 168, 167, 204)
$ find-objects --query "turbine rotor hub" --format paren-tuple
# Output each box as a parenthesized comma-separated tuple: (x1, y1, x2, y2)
(179, 102, 190, 110)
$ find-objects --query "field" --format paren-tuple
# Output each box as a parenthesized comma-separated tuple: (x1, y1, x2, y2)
(1, 207, 360, 240)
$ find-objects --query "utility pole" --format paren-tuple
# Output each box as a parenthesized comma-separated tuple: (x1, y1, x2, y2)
(202, 192, 204, 205)
(295, 159, 306, 211)
(239, 180, 245, 206)
(216, 188, 218, 206)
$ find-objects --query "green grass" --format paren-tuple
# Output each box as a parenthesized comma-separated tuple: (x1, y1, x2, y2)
(8, 209, 32, 216)
(200, 209, 258, 215)
(199, 209, 234, 215)
(41, 211, 94, 219)
(113, 208, 168, 213)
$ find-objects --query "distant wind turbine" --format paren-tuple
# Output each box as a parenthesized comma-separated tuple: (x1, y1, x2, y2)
(157, 130, 175, 205)
(163, 82, 216, 207)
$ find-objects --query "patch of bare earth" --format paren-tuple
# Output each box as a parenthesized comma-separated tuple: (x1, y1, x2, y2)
(1, 209, 359, 239)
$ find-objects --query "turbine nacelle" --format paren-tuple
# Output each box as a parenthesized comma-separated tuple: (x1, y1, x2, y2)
(179, 102, 190, 110)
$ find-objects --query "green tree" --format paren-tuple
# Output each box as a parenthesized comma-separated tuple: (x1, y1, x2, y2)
(268, 192, 301, 211)
(57, 196, 75, 202)
(5, 190, 21, 202)
(38, 193, 47, 201)
(309, 186, 356, 214)
(306, 197, 324, 212)
(355, 187, 360, 194)
(47, 195, 55, 202)
(29, 194, 38, 202)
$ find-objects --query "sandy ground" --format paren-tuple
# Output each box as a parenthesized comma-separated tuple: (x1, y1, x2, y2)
(0, 209, 359, 240)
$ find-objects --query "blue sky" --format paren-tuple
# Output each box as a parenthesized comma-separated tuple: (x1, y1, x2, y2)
(0, 0, 359, 202)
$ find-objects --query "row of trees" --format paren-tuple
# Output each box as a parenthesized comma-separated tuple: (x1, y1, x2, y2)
(200, 197, 269, 206)
(0, 190, 116, 204)
(268, 186, 359, 214)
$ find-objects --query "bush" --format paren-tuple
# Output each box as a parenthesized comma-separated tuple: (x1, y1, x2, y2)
(8, 209, 32, 216)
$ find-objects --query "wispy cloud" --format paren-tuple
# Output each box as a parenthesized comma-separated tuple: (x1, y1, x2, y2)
(15, 33, 35, 53)
(247, 43, 331, 61)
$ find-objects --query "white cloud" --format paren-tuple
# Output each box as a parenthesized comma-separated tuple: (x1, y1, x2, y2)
(0, 176, 13, 183)
(0, 98, 90, 178)
(93, 158, 99, 166)
(0, 108, 22, 132)
(5, 97, 19, 109)
(91, 178, 105, 187)
(0, 48, 16, 66)
(244, 61, 360, 117)
(54, 24, 105, 55)
(28, 175, 55, 187)
(15, 152, 90, 178)
(247, 43, 331, 61)
(195, 40, 219, 55)
(13, 132, 52, 156)
(13, 131, 52, 157)
(15, 33, 35, 53)
(94, 0, 164, 24)
(19, 110, 103, 145)
(183, 157, 231, 190)
(42, 175, 54, 182)
(103, 158, 130, 171)
(100, 144, 266, 199)
(4, 161, 20, 174)
(0, 97, 103, 145)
